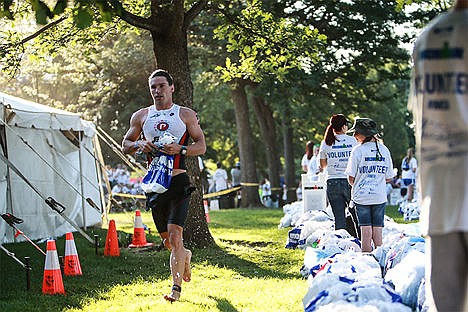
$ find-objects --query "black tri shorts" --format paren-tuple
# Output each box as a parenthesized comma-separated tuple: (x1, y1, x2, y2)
(145, 173, 194, 233)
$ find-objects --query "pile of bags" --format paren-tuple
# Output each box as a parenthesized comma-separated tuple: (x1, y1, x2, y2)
(280, 202, 428, 312)
(398, 200, 421, 221)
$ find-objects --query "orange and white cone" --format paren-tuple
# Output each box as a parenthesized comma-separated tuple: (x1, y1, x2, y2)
(129, 210, 154, 248)
(104, 220, 120, 257)
(204, 200, 210, 223)
(42, 239, 65, 295)
(64, 232, 82, 276)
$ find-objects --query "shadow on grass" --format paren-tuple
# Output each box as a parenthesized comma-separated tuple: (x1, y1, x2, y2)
(0, 224, 298, 311)
(0, 227, 170, 311)
(209, 295, 239, 312)
(193, 240, 300, 280)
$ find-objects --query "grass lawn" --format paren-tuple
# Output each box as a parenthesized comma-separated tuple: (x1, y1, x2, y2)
(385, 204, 418, 224)
(0, 208, 306, 312)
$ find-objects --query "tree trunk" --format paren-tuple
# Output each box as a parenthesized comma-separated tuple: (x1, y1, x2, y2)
(150, 26, 214, 248)
(230, 80, 261, 207)
(281, 107, 297, 203)
(251, 94, 281, 203)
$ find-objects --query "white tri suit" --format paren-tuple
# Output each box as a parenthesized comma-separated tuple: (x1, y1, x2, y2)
(142, 104, 193, 233)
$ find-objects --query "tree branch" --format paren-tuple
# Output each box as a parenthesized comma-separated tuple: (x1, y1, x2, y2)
(107, 0, 156, 32)
(18, 15, 67, 45)
(214, 5, 311, 56)
(184, 0, 208, 29)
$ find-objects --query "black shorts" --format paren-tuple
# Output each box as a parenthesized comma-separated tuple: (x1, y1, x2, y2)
(145, 173, 193, 233)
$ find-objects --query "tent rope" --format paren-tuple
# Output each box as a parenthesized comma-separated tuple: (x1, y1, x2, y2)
(45, 138, 101, 193)
(0, 119, 100, 212)
(49, 117, 112, 220)
(94, 130, 140, 171)
(95, 125, 146, 171)
(0, 152, 94, 244)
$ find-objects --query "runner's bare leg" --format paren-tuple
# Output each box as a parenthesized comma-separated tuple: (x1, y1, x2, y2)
(164, 223, 191, 301)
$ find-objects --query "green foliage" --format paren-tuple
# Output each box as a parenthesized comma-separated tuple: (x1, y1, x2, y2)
(189, 7, 266, 170)
(74, 7, 94, 29)
(31, 0, 53, 25)
(0, 0, 112, 25)
(214, 0, 326, 82)
(0, 0, 13, 19)
(395, 0, 452, 11)
(0, 29, 24, 76)
(95, 2, 114, 22)
(267, 0, 416, 167)
(53, 0, 67, 15)
(0, 0, 442, 177)
(0, 209, 306, 311)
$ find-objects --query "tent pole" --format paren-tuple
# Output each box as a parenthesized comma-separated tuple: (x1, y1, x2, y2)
(0, 119, 99, 212)
(0, 121, 15, 242)
(93, 136, 110, 223)
(0, 152, 94, 244)
(95, 126, 146, 171)
(79, 131, 87, 231)
(45, 138, 101, 192)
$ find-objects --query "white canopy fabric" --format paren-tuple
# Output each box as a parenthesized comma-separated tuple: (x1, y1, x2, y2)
(0, 92, 103, 244)
(0, 92, 95, 136)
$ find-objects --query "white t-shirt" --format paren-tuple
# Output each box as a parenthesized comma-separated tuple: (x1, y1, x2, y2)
(319, 134, 357, 179)
(111, 184, 122, 194)
(401, 157, 418, 180)
(345, 141, 395, 205)
(307, 155, 320, 181)
(213, 168, 228, 191)
(262, 181, 271, 196)
(301, 154, 311, 171)
(231, 168, 241, 186)
(408, 8, 468, 235)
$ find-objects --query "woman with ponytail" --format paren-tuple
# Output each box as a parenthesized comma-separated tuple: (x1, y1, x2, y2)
(301, 141, 315, 172)
(319, 114, 357, 232)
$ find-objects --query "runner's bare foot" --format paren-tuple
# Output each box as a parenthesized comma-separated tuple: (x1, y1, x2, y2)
(164, 285, 181, 302)
(183, 249, 192, 282)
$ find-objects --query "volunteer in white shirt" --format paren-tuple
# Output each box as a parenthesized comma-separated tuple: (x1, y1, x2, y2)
(346, 118, 394, 253)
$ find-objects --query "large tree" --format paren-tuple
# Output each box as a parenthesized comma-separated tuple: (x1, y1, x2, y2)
(0, 0, 214, 248)
(215, 0, 420, 184)
(213, 0, 326, 205)
(1, 0, 444, 213)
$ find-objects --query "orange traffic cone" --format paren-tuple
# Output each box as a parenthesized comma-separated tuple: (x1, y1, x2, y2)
(64, 232, 82, 276)
(204, 200, 210, 223)
(129, 210, 154, 248)
(42, 239, 65, 295)
(104, 220, 120, 257)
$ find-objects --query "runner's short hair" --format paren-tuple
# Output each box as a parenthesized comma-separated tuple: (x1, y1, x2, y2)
(148, 69, 174, 86)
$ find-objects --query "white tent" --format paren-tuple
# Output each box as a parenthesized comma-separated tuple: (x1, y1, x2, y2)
(0, 92, 104, 244)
